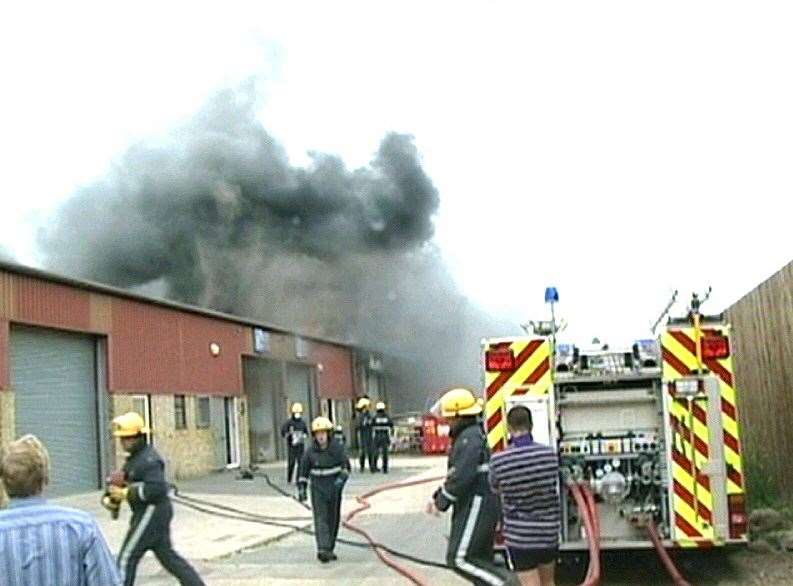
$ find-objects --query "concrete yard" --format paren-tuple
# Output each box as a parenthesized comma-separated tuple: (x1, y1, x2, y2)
(54, 455, 793, 585)
(55, 455, 454, 584)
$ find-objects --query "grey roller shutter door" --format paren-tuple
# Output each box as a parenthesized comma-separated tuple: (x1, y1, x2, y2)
(10, 326, 99, 497)
(286, 364, 313, 419)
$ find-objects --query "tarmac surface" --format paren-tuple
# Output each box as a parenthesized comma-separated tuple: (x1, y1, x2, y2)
(54, 455, 793, 585)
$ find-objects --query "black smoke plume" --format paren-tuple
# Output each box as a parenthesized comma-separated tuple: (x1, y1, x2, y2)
(42, 83, 515, 411)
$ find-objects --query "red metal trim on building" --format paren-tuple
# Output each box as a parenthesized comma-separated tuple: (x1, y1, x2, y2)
(109, 298, 246, 396)
(0, 259, 349, 348)
(1, 264, 361, 400)
(14, 275, 92, 331)
(310, 342, 355, 400)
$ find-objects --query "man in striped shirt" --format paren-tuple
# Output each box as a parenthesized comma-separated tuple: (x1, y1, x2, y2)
(489, 406, 561, 586)
(0, 434, 121, 586)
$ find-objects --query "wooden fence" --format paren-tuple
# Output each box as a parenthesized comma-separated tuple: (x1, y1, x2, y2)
(727, 260, 793, 505)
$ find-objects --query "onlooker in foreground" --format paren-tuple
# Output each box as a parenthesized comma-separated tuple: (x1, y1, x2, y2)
(0, 434, 121, 586)
(489, 406, 561, 586)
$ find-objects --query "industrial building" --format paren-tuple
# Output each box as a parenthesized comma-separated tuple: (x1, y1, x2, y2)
(0, 261, 385, 497)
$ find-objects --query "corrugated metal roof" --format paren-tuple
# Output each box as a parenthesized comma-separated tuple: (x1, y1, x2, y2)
(0, 260, 357, 349)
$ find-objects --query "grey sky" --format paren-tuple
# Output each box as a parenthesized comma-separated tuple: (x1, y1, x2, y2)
(2, 2, 792, 346)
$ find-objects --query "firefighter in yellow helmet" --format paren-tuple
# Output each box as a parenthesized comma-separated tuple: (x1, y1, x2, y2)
(110, 412, 204, 586)
(426, 389, 519, 586)
(280, 402, 309, 483)
(354, 396, 376, 473)
(297, 416, 351, 563)
(371, 401, 394, 473)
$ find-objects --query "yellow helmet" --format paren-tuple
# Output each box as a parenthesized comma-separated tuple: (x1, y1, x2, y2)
(112, 412, 150, 437)
(440, 388, 483, 418)
(356, 397, 371, 410)
(375, 401, 386, 411)
(291, 402, 304, 414)
(311, 416, 334, 433)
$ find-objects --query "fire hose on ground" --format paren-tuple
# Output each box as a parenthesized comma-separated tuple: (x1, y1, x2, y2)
(171, 473, 692, 586)
(263, 472, 447, 585)
(170, 473, 451, 585)
(340, 476, 447, 586)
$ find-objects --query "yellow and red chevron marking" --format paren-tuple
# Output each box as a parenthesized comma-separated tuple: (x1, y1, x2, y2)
(483, 338, 552, 452)
(663, 326, 745, 547)
(662, 327, 744, 494)
(668, 391, 716, 547)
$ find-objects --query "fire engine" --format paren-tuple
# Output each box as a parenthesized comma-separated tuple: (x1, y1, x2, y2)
(482, 293, 748, 552)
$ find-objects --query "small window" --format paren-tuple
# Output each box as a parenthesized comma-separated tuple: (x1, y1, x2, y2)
(295, 336, 308, 359)
(254, 328, 271, 354)
(196, 397, 211, 429)
(174, 395, 187, 430)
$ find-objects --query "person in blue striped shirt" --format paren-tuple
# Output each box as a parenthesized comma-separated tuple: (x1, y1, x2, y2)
(489, 406, 561, 586)
(0, 434, 121, 586)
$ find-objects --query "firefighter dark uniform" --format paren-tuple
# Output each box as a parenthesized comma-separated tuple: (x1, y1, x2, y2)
(372, 403, 394, 473)
(298, 417, 351, 563)
(355, 398, 375, 472)
(281, 403, 309, 483)
(333, 424, 352, 470)
(111, 413, 204, 586)
(432, 390, 518, 586)
(333, 424, 346, 446)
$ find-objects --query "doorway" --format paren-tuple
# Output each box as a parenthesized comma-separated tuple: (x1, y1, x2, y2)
(244, 357, 280, 463)
(224, 397, 241, 468)
(130, 394, 153, 445)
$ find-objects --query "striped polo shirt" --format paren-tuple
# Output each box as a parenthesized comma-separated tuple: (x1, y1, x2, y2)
(0, 496, 121, 586)
(488, 434, 561, 550)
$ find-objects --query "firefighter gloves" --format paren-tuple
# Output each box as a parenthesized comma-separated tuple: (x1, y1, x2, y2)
(108, 484, 129, 503)
(333, 472, 349, 490)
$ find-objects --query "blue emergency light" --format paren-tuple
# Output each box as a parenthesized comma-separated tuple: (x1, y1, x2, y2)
(545, 287, 559, 304)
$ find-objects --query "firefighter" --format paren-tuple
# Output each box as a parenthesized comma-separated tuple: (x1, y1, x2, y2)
(281, 402, 309, 483)
(372, 401, 394, 473)
(334, 424, 352, 470)
(333, 424, 346, 446)
(297, 417, 351, 563)
(354, 397, 375, 473)
(109, 412, 204, 586)
(426, 389, 519, 586)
